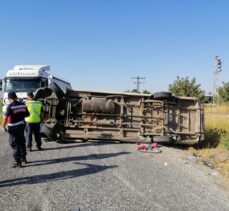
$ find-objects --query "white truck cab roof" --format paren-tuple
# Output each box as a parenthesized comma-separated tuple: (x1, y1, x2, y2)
(6, 65, 50, 78)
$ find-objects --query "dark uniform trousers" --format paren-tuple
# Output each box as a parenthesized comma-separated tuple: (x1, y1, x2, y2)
(25, 123, 42, 148)
(8, 124, 27, 160)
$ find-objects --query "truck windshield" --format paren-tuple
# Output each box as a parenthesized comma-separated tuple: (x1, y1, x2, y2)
(5, 79, 41, 92)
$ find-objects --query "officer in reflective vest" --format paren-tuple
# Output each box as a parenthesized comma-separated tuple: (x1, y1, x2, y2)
(25, 91, 43, 151)
(2, 91, 30, 168)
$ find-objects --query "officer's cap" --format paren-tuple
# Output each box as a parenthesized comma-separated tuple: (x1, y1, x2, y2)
(8, 91, 17, 99)
(27, 91, 34, 98)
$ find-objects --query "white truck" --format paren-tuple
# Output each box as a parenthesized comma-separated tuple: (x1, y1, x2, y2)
(0, 65, 71, 114)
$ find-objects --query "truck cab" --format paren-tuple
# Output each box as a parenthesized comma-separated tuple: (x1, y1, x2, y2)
(2, 65, 71, 114)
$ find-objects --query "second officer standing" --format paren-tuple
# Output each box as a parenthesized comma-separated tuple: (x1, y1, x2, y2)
(25, 91, 43, 151)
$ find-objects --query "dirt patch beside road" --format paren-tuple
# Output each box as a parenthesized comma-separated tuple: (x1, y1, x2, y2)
(189, 147, 229, 182)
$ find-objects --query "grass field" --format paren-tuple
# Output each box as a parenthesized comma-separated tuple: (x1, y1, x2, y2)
(205, 103, 229, 113)
(190, 104, 229, 179)
(204, 104, 229, 150)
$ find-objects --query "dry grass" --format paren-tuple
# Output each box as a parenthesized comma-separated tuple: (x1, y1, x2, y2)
(205, 115, 229, 131)
(205, 103, 229, 113)
(204, 105, 229, 150)
(190, 104, 229, 179)
(205, 116, 229, 148)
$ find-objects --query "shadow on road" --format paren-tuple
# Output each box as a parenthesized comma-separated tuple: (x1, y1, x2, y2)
(0, 162, 117, 188)
(41, 141, 120, 151)
(26, 152, 130, 167)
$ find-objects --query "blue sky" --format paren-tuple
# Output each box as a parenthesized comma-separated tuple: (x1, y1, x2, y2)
(0, 0, 228, 93)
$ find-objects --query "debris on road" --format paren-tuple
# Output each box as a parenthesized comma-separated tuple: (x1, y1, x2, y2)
(203, 160, 215, 169)
(137, 143, 162, 153)
(137, 145, 148, 151)
(186, 155, 198, 162)
(210, 172, 219, 176)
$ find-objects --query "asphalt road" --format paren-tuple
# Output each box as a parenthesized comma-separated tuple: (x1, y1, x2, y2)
(0, 131, 229, 211)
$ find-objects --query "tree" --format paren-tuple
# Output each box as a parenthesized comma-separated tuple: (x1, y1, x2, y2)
(124, 89, 150, 94)
(169, 76, 205, 99)
(218, 81, 229, 102)
(142, 89, 151, 94)
(131, 89, 140, 93)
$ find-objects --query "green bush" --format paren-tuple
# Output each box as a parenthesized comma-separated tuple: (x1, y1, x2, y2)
(221, 135, 229, 150)
(201, 128, 226, 148)
(201, 127, 229, 150)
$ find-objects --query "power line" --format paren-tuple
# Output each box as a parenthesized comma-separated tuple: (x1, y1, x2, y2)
(131, 76, 145, 92)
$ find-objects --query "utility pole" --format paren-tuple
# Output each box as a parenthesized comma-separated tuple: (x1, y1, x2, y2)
(213, 56, 222, 108)
(131, 76, 145, 92)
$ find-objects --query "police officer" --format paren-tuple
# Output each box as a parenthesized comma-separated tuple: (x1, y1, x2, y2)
(25, 91, 43, 151)
(2, 91, 29, 168)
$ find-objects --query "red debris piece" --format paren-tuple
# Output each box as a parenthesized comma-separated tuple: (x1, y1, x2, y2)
(137, 145, 148, 150)
(151, 143, 158, 148)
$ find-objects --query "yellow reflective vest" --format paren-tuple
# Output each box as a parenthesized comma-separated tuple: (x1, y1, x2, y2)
(25, 100, 42, 123)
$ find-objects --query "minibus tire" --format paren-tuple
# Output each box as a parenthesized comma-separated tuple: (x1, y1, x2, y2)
(42, 125, 58, 141)
(154, 92, 172, 100)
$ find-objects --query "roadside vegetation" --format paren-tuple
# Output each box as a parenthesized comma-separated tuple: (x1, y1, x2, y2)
(205, 103, 229, 113)
(169, 76, 205, 99)
(204, 106, 229, 150)
(187, 105, 229, 179)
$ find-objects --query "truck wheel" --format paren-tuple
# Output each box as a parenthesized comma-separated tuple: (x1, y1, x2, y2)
(42, 125, 58, 141)
(154, 92, 172, 100)
(49, 82, 65, 100)
(82, 138, 88, 142)
(153, 136, 171, 143)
